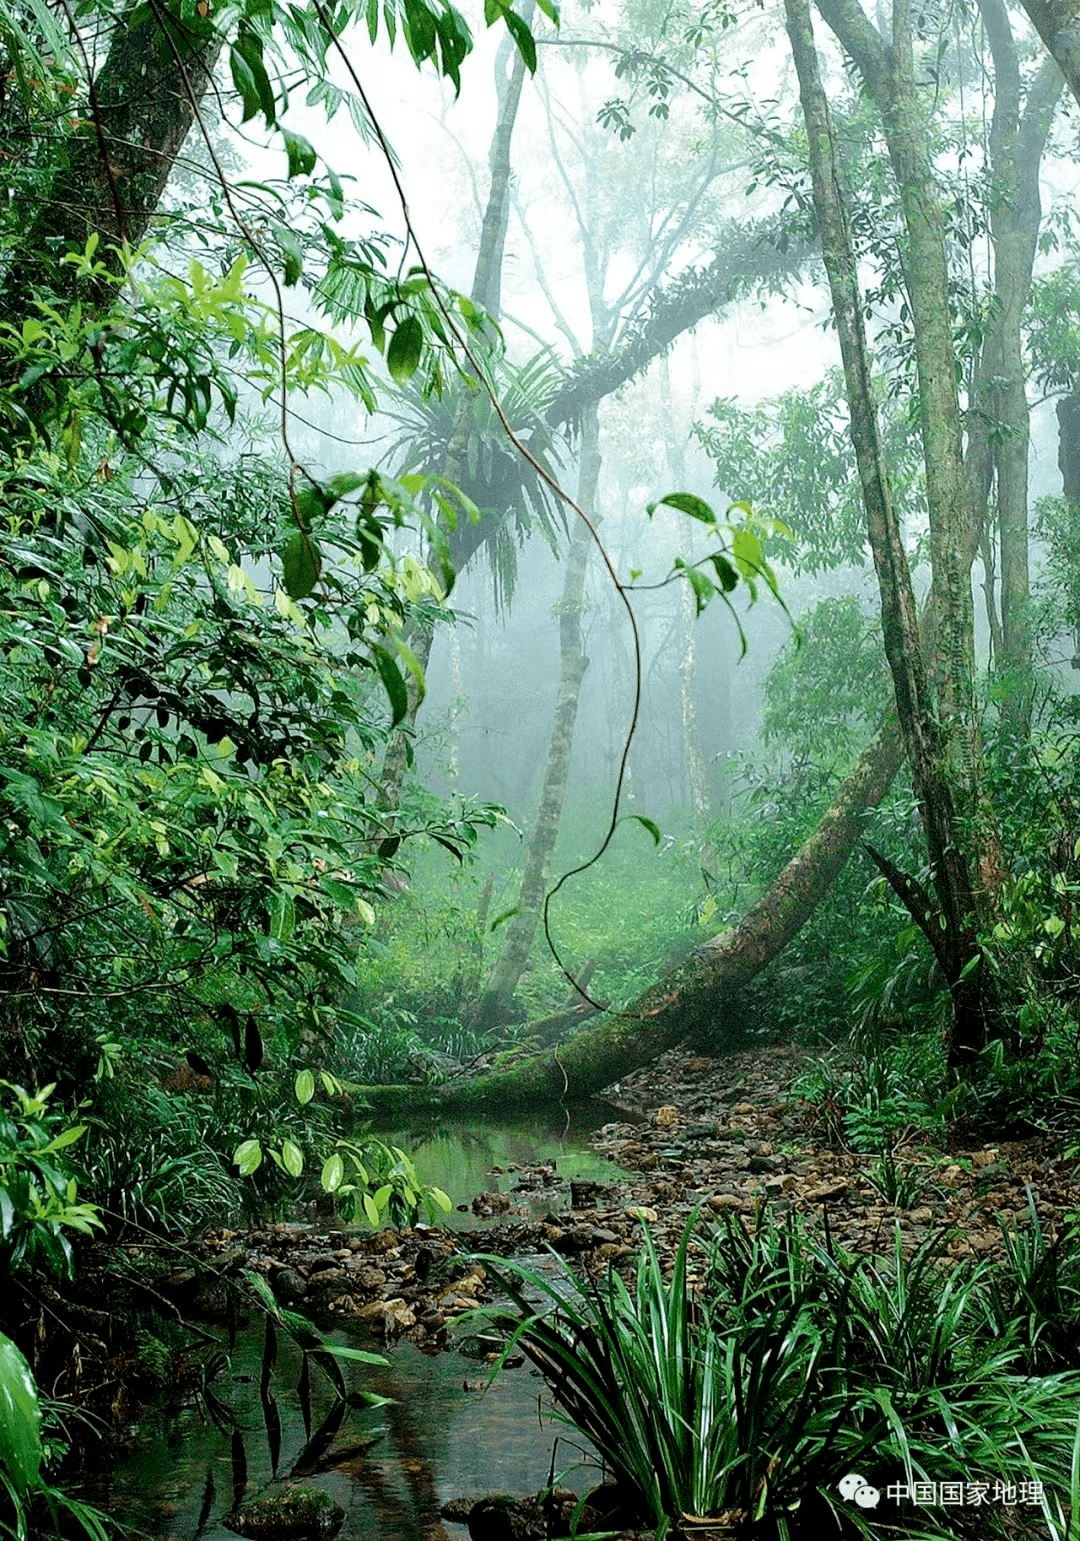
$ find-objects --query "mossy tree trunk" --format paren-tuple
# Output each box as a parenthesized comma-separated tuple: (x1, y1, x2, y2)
(2, 1, 223, 326)
(787, 0, 1001, 1067)
(359, 722, 904, 1113)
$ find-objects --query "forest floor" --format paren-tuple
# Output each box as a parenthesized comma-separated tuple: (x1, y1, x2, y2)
(88, 1041, 1080, 1540)
(452, 1037, 1080, 1272)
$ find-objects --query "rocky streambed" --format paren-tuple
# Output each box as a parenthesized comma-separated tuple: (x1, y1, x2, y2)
(88, 1042, 1080, 1541)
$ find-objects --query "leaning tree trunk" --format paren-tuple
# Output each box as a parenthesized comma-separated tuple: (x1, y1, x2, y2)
(473, 406, 601, 1029)
(1018, 0, 1080, 110)
(357, 721, 904, 1112)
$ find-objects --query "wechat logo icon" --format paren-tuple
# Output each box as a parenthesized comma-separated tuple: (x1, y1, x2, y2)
(838, 1473, 881, 1509)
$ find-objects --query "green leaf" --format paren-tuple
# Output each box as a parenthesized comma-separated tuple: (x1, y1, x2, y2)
(428, 1185, 452, 1212)
(230, 33, 276, 125)
(362, 1192, 380, 1226)
(42, 1123, 87, 1153)
(234, 1139, 263, 1176)
(346, 1389, 395, 1408)
(678, 559, 716, 616)
(386, 315, 423, 382)
(282, 127, 317, 180)
(648, 491, 718, 524)
(278, 227, 304, 286)
(322, 1153, 345, 1193)
(732, 525, 765, 578)
(373, 645, 408, 727)
(709, 552, 739, 593)
(0, 1333, 41, 1497)
(628, 814, 661, 845)
(269, 890, 295, 942)
(294, 484, 329, 525)
(295, 1069, 315, 1106)
(282, 532, 321, 599)
(501, 6, 536, 70)
(324, 471, 369, 501)
(281, 1140, 304, 1178)
(318, 1343, 390, 1366)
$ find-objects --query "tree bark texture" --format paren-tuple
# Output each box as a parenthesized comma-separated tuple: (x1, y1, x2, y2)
(357, 722, 904, 1112)
(787, 0, 996, 1064)
(1019, 0, 1080, 110)
(2, 1, 223, 324)
(814, 0, 979, 800)
(971, 5, 1061, 734)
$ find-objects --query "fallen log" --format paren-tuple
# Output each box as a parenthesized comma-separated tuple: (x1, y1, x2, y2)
(356, 723, 904, 1116)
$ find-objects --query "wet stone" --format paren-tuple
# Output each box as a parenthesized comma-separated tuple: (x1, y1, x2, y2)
(224, 1488, 344, 1539)
(270, 1268, 308, 1302)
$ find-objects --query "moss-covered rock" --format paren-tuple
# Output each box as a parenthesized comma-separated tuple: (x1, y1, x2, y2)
(224, 1487, 345, 1539)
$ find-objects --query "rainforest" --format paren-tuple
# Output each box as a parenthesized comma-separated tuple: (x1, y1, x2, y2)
(3, 0, 1080, 1535)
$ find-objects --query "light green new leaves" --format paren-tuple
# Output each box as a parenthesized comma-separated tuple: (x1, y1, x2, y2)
(642, 495, 795, 655)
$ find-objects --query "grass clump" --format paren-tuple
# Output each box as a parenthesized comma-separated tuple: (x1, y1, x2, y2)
(474, 1207, 1080, 1539)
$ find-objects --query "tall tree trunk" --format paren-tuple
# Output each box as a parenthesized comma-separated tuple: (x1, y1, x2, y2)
(788, 0, 996, 1066)
(2, 1, 223, 324)
(358, 720, 904, 1112)
(447, 631, 464, 784)
(378, 36, 530, 806)
(659, 354, 709, 831)
(974, 6, 1062, 736)
(473, 405, 601, 1028)
(679, 579, 710, 831)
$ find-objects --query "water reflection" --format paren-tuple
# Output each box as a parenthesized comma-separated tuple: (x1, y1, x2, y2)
(96, 1279, 596, 1538)
(382, 1113, 626, 1226)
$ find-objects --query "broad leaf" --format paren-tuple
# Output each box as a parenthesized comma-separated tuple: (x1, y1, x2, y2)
(0, 1333, 41, 1497)
(373, 645, 408, 726)
(387, 315, 423, 382)
(282, 532, 322, 599)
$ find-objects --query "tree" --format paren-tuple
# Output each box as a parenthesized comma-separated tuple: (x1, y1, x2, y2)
(361, 0, 1074, 1107)
(0, 0, 546, 1090)
(1016, 0, 1080, 107)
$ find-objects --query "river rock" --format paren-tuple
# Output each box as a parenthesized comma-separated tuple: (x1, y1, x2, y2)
(460, 1489, 583, 1541)
(271, 1268, 308, 1302)
(569, 1179, 616, 1208)
(224, 1488, 344, 1539)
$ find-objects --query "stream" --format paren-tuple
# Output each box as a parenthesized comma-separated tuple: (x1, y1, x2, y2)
(91, 1118, 622, 1540)
(382, 1109, 628, 1226)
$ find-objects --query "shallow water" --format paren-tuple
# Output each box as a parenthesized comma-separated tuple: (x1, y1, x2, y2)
(384, 1112, 627, 1226)
(93, 1118, 618, 1539)
(94, 1303, 598, 1540)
